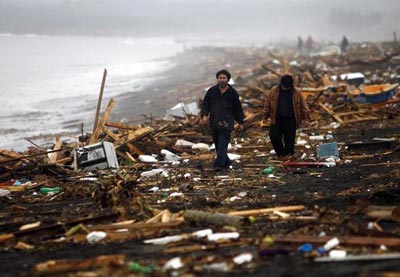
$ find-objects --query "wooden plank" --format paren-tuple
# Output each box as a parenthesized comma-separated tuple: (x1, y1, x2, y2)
(190, 153, 215, 161)
(126, 143, 144, 156)
(102, 127, 121, 142)
(49, 135, 62, 163)
(273, 235, 400, 247)
(88, 98, 115, 144)
(361, 161, 400, 167)
(146, 209, 169, 224)
(0, 149, 24, 159)
(116, 127, 153, 148)
(157, 131, 200, 137)
(125, 152, 137, 163)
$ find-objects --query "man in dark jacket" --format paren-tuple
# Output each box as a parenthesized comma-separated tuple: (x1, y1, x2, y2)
(201, 69, 244, 172)
(263, 74, 310, 159)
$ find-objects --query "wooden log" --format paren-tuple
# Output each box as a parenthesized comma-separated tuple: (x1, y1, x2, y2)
(88, 98, 115, 144)
(228, 205, 305, 216)
(184, 210, 247, 227)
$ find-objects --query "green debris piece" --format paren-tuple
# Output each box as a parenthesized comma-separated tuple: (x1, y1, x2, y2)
(262, 166, 275, 175)
(128, 262, 154, 273)
(39, 187, 61, 194)
(248, 216, 256, 224)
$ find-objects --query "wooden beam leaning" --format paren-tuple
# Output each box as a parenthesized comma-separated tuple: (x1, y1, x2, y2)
(49, 135, 62, 164)
(88, 98, 115, 145)
(318, 102, 345, 125)
(92, 69, 107, 134)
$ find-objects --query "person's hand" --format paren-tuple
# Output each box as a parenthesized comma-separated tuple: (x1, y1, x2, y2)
(200, 116, 209, 126)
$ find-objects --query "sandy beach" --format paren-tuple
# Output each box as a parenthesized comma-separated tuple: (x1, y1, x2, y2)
(110, 45, 268, 124)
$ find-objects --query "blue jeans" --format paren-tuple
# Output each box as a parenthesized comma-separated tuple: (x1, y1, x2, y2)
(211, 128, 232, 169)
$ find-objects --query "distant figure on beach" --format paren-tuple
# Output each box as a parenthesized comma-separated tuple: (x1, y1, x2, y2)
(262, 74, 310, 160)
(297, 36, 304, 55)
(200, 69, 244, 172)
(340, 35, 349, 53)
(305, 35, 314, 54)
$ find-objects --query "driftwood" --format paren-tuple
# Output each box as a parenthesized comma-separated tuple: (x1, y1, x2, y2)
(366, 205, 400, 222)
(35, 254, 124, 273)
(228, 205, 305, 217)
(184, 210, 247, 227)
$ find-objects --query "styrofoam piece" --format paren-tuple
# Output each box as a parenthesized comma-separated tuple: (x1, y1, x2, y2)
(86, 231, 107, 243)
(138, 155, 158, 163)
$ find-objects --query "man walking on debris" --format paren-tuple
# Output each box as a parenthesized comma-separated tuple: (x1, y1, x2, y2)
(263, 74, 311, 160)
(201, 69, 244, 172)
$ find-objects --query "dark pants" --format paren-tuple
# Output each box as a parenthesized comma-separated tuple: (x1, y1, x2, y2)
(269, 118, 296, 157)
(211, 128, 232, 169)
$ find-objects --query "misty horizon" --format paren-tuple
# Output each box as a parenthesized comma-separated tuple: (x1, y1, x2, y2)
(0, 0, 399, 43)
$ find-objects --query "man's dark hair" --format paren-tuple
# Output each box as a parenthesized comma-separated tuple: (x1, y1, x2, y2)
(280, 74, 294, 88)
(216, 69, 231, 81)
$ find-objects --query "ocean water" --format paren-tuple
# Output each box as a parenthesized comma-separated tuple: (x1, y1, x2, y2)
(0, 34, 185, 151)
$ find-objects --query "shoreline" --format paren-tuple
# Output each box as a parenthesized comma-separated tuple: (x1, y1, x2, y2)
(108, 46, 255, 123)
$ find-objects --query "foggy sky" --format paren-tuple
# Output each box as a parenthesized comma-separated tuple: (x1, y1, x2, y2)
(0, 0, 398, 42)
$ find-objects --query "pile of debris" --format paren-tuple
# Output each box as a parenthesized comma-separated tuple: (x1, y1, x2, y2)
(1, 41, 400, 276)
